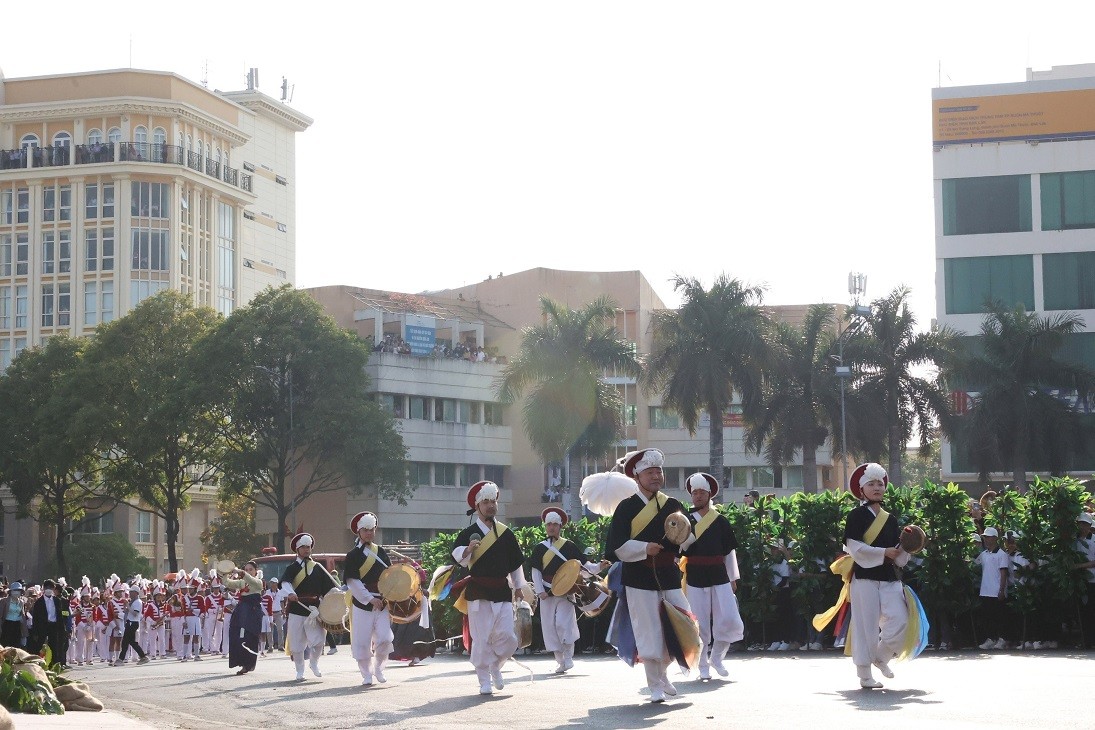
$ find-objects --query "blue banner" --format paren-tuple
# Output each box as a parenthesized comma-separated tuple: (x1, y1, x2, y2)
(405, 325, 436, 356)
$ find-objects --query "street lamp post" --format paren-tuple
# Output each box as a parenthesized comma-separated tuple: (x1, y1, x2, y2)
(834, 272, 869, 491)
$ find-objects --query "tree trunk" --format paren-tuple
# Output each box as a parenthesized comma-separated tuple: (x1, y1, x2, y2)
(709, 404, 724, 485)
(1012, 415, 1029, 493)
(563, 449, 579, 521)
(888, 393, 903, 487)
(54, 490, 68, 577)
(275, 505, 289, 553)
(166, 513, 178, 573)
(802, 443, 818, 494)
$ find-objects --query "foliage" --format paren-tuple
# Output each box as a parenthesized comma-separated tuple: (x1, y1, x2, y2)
(0, 659, 63, 715)
(1013, 477, 1090, 609)
(844, 286, 955, 487)
(949, 302, 1095, 488)
(200, 492, 268, 566)
(645, 275, 772, 481)
(0, 335, 108, 575)
(202, 286, 407, 552)
(498, 296, 641, 518)
(81, 291, 225, 572)
(45, 533, 150, 587)
(902, 438, 941, 487)
(909, 480, 978, 619)
(786, 490, 855, 618)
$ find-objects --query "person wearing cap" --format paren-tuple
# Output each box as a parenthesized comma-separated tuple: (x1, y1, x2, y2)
(280, 532, 339, 680)
(680, 472, 744, 680)
(343, 511, 395, 686)
(222, 561, 265, 676)
(975, 527, 1010, 650)
(604, 448, 697, 703)
(179, 574, 206, 662)
(451, 480, 529, 695)
(144, 586, 168, 659)
(29, 579, 70, 666)
(73, 585, 95, 665)
(263, 578, 282, 653)
(1073, 512, 1095, 647)
(0, 581, 28, 649)
(842, 462, 910, 689)
(530, 507, 608, 674)
(205, 578, 225, 656)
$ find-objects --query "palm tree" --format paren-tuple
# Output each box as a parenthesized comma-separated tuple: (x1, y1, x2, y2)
(644, 275, 772, 483)
(843, 286, 955, 487)
(743, 305, 843, 493)
(950, 302, 1095, 488)
(498, 296, 642, 518)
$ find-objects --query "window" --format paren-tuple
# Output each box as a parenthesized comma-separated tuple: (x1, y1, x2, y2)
(80, 512, 114, 534)
(57, 282, 70, 326)
(750, 466, 775, 490)
(942, 175, 1032, 235)
(0, 286, 9, 328)
(649, 406, 681, 429)
(134, 126, 147, 145)
(87, 129, 103, 145)
(483, 403, 504, 426)
(782, 466, 804, 489)
(59, 186, 71, 221)
(0, 235, 9, 276)
(0, 340, 7, 371)
(130, 280, 167, 305)
(52, 132, 71, 148)
(436, 464, 457, 486)
(460, 464, 480, 486)
(15, 234, 28, 275)
(85, 229, 98, 271)
(16, 189, 28, 224)
(729, 467, 748, 490)
(84, 281, 98, 326)
(43, 187, 55, 222)
(406, 528, 433, 544)
(42, 232, 55, 274)
(153, 128, 166, 145)
(42, 284, 54, 326)
(484, 465, 505, 488)
(435, 399, 456, 422)
(663, 467, 681, 490)
(944, 255, 1034, 314)
(101, 280, 114, 323)
(13, 337, 26, 359)
(102, 227, 114, 271)
(131, 228, 169, 271)
(624, 404, 637, 426)
(1, 189, 30, 225)
(409, 396, 428, 420)
(1, 192, 10, 225)
(86, 184, 98, 219)
(378, 393, 405, 417)
(1044, 252, 1095, 310)
(102, 183, 114, 218)
(457, 400, 477, 424)
(217, 202, 235, 315)
(59, 231, 70, 273)
(1041, 171, 1095, 230)
(20, 134, 39, 150)
(136, 512, 152, 543)
(131, 181, 169, 218)
(42, 184, 72, 222)
(107, 127, 121, 144)
(408, 462, 431, 487)
(15, 286, 27, 328)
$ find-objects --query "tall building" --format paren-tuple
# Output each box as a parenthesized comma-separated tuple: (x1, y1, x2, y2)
(0, 66, 311, 577)
(295, 269, 843, 554)
(933, 64, 1095, 485)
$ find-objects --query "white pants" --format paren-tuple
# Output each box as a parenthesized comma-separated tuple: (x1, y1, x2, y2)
(145, 623, 166, 657)
(220, 617, 232, 655)
(467, 599, 517, 682)
(286, 613, 326, 676)
(539, 595, 579, 654)
(848, 578, 907, 670)
(350, 605, 393, 680)
(74, 624, 95, 663)
(618, 587, 691, 690)
(183, 616, 202, 658)
(689, 582, 745, 665)
(96, 624, 111, 661)
(203, 614, 219, 652)
(170, 618, 185, 656)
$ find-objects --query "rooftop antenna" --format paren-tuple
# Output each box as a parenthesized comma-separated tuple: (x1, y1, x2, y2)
(246, 68, 259, 91)
(129, 35, 133, 68)
(201, 60, 208, 88)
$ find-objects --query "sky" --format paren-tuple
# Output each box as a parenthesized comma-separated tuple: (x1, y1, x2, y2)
(5, 1, 1095, 328)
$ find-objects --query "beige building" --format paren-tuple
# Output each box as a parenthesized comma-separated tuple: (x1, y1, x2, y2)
(0, 66, 311, 578)
(294, 268, 844, 555)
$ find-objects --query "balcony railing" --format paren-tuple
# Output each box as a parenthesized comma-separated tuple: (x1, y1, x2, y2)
(1, 141, 254, 194)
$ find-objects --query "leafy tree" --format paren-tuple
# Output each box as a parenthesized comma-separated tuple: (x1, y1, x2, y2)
(200, 492, 268, 566)
(645, 275, 772, 483)
(0, 335, 108, 576)
(46, 533, 150, 586)
(903, 437, 942, 487)
(81, 291, 225, 572)
(844, 286, 955, 487)
(744, 304, 842, 492)
(201, 286, 407, 552)
(498, 296, 641, 519)
(950, 303, 1095, 488)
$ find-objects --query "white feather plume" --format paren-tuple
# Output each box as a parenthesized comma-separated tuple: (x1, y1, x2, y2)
(190, 568, 201, 581)
(81, 576, 90, 588)
(580, 471, 640, 516)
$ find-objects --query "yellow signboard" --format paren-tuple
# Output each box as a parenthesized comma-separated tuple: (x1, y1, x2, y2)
(933, 88, 1095, 144)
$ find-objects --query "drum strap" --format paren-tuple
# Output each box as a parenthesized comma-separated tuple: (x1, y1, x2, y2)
(359, 544, 388, 579)
(691, 509, 718, 540)
(630, 493, 667, 539)
(470, 521, 509, 568)
(292, 560, 316, 589)
(541, 539, 568, 569)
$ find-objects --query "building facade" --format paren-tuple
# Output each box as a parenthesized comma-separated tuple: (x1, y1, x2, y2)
(933, 63, 1095, 484)
(0, 66, 311, 578)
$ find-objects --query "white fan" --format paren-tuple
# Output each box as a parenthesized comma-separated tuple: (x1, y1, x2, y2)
(580, 471, 639, 516)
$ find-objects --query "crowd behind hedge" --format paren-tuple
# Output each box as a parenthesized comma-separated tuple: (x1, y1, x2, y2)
(418, 477, 1095, 649)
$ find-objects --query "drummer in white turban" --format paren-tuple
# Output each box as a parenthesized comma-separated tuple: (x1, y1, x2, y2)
(279, 532, 339, 681)
(343, 512, 394, 687)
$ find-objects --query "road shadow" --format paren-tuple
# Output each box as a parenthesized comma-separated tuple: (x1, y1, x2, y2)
(334, 692, 523, 725)
(562, 701, 695, 728)
(829, 687, 940, 711)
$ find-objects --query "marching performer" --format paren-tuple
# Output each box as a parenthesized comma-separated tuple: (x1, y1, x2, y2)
(680, 472, 744, 680)
(530, 507, 607, 674)
(220, 588, 237, 656)
(168, 584, 188, 660)
(182, 573, 206, 661)
(93, 590, 111, 665)
(205, 578, 225, 655)
(143, 585, 168, 659)
(451, 480, 528, 696)
(222, 561, 264, 676)
(72, 583, 95, 666)
(280, 532, 339, 681)
(344, 512, 394, 686)
(604, 448, 696, 703)
(106, 583, 127, 665)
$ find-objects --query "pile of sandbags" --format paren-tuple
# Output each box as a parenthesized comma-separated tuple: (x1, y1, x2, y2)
(0, 646, 103, 713)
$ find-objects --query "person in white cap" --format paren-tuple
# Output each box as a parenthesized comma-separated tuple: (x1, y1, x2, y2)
(679, 472, 744, 680)
(1074, 512, 1095, 646)
(451, 480, 529, 695)
(975, 527, 1010, 650)
(604, 448, 697, 703)
(842, 462, 910, 689)
(73, 582, 95, 665)
(280, 532, 339, 680)
(530, 506, 608, 674)
(343, 511, 394, 686)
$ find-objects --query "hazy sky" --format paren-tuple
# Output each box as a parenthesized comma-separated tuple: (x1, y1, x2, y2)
(5, 1, 1092, 327)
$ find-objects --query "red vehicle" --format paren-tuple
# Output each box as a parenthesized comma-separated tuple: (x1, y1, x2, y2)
(252, 548, 346, 585)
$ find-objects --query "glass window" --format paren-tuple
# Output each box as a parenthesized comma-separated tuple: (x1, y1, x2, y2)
(730, 467, 748, 489)
(782, 466, 803, 489)
(0, 340, 9, 372)
(130, 280, 168, 305)
(58, 282, 70, 326)
(85, 229, 98, 272)
(435, 464, 456, 486)
(15, 286, 27, 328)
(16, 189, 28, 224)
(134, 126, 147, 145)
(378, 393, 405, 417)
(131, 229, 169, 271)
(750, 466, 775, 490)
(0, 235, 9, 276)
(435, 399, 456, 422)
(459, 464, 480, 487)
(0, 286, 9, 328)
(43, 187, 55, 222)
(1, 192, 10, 225)
(87, 129, 103, 145)
(484, 465, 505, 488)
(624, 404, 637, 426)
(408, 462, 431, 487)
(131, 181, 169, 218)
(944, 255, 1035, 314)
(86, 183, 98, 220)
(102, 280, 114, 323)
(103, 183, 114, 218)
(942, 175, 1033, 235)
(84, 281, 98, 326)
(52, 132, 71, 148)
(20, 134, 39, 150)
(649, 406, 681, 429)
(102, 228, 114, 271)
(81, 512, 113, 534)
(42, 283, 54, 326)
(409, 396, 427, 420)
(1041, 171, 1095, 230)
(153, 127, 166, 145)
(42, 232, 55, 274)
(136, 512, 152, 543)
(13, 337, 26, 359)
(457, 400, 476, 423)
(15, 234, 28, 275)
(1044, 252, 1095, 310)
(58, 231, 70, 273)
(107, 128, 121, 144)
(483, 403, 504, 426)
(59, 186, 71, 221)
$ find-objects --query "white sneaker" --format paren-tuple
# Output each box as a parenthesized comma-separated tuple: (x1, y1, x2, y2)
(327, 647, 338, 655)
(310, 662, 322, 678)
(808, 642, 823, 651)
(978, 639, 995, 650)
(661, 677, 677, 696)
(1031, 641, 1043, 650)
(833, 638, 846, 648)
(767, 641, 781, 651)
(361, 674, 373, 687)
(698, 667, 711, 680)
(873, 660, 894, 679)
(993, 638, 1007, 650)
(374, 668, 386, 684)
(491, 668, 504, 690)
(562, 657, 574, 672)
(479, 682, 492, 695)
(649, 687, 666, 703)
(860, 678, 883, 689)
(711, 656, 729, 677)
(776, 642, 790, 651)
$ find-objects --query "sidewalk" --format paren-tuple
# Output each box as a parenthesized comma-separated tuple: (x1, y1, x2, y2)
(17, 709, 155, 728)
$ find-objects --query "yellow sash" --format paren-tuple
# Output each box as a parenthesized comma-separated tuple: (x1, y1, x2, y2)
(541, 538, 568, 570)
(812, 508, 890, 632)
(470, 521, 508, 568)
(291, 559, 316, 589)
(679, 508, 718, 593)
(359, 545, 377, 579)
(630, 493, 667, 539)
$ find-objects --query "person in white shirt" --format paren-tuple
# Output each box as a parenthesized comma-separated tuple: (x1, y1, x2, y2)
(975, 527, 1011, 650)
(117, 587, 150, 665)
(1073, 513, 1095, 648)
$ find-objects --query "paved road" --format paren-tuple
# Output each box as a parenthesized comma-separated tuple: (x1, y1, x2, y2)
(68, 647, 1095, 729)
